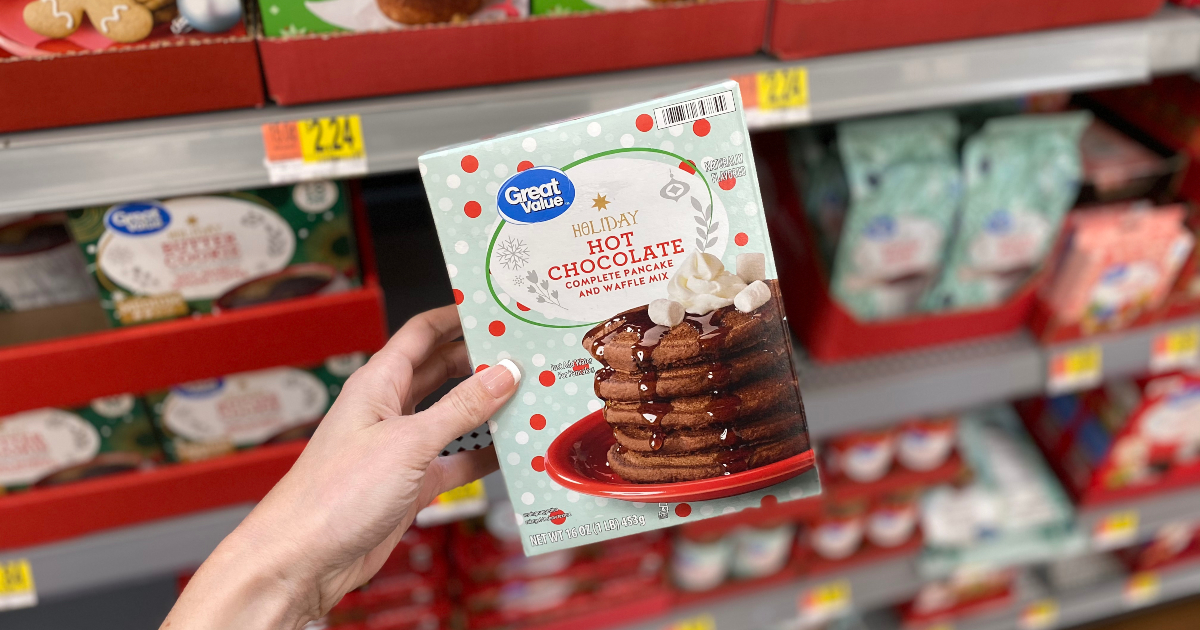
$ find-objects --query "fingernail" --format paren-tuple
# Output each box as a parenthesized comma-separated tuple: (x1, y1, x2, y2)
(480, 360, 521, 398)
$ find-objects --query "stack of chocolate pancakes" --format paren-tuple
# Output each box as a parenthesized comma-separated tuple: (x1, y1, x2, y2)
(582, 280, 810, 483)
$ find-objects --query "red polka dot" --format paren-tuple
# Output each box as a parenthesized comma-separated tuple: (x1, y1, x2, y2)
(461, 155, 478, 173)
(475, 364, 490, 373)
(488, 321, 506, 336)
(679, 161, 696, 174)
(693, 119, 710, 137)
(761, 494, 778, 508)
(539, 371, 556, 387)
(719, 176, 736, 191)
(516, 302, 531, 312)
(675, 503, 692, 517)
(549, 509, 567, 525)
(530, 414, 547, 430)
(734, 232, 749, 246)
(453, 289, 464, 304)
(636, 114, 654, 132)
(517, 161, 534, 172)
(464, 201, 481, 218)
(531, 456, 545, 472)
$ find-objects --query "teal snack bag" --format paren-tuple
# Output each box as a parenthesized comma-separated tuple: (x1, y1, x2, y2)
(827, 113, 961, 320)
(923, 112, 1091, 311)
(419, 82, 819, 555)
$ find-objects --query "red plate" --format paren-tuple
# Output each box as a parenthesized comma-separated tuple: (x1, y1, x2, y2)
(544, 410, 816, 502)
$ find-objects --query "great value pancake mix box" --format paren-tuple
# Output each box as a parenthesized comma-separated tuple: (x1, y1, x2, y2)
(146, 354, 364, 462)
(0, 395, 161, 493)
(65, 181, 360, 327)
(418, 82, 820, 554)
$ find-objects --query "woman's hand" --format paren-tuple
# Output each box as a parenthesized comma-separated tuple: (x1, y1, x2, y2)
(162, 305, 518, 630)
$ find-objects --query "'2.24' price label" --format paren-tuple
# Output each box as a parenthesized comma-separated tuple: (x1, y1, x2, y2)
(0, 559, 37, 611)
(262, 115, 369, 185)
(734, 66, 810, 129)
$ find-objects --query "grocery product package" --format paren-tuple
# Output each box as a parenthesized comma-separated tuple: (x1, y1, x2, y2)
(0, 213, 96, 312)
(923, 112, 1091, 311)
(815, 113, 962, 321)
(919, 405, 1084, 577)
(0, 395, 161, 492)
(147, 354, 364, 462)
(261, 0, 529, 35)
(66, 181, 361, 327)
(1039, 204, 1193, 335)
(419, 82, 819, 554)
(532, 0, 677, 13)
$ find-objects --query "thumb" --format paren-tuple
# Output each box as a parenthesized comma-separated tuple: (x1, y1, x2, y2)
(406, 359, 521, 456)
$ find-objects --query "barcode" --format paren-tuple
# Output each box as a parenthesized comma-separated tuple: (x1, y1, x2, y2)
(653, 91, 736, 129)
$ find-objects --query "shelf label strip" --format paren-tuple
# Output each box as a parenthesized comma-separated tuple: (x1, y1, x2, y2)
(1150, 325, 1200, 373)
(734, 67, 810, 129)
(1047, 344, 1102, 395)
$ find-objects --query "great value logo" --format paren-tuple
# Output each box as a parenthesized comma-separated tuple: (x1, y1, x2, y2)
(496, 167, 575, 224)
(104, 202, 171, 236)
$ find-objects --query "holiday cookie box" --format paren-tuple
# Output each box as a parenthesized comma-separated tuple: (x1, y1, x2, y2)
(766, 0, 1164, 61)
(256, 0, 766, 105)
(0, 23, 262, 133)
(756, 132, 1040, 363)
(0, 183, 386, 417)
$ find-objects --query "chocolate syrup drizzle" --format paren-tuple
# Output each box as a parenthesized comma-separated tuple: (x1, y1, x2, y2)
(591, 294, 781, 474)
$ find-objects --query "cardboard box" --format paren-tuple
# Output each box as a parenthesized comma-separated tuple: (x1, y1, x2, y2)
(146, 354, 364, 462)
(66, 181, 361, 327)
(0, 1, 262, 132)
(419, 82, 819, 555)
(0, 394, 161, 492)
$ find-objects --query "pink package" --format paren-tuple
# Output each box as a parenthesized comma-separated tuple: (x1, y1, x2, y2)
(1042, 205, 1193, 331)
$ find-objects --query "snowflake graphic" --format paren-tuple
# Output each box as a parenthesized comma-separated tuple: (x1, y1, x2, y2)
(495, 237, 530, 270)
(512, 275, 525, 287)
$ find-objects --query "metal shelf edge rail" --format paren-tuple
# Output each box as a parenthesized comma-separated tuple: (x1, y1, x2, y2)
(2, 7, 1197, 216)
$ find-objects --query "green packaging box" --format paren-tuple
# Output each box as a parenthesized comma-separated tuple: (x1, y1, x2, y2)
(0, 395, 161, 492)
(260, 0, 528, 37)
(146, 354, 364, 462)
(419, 82, 819, 555)
(66, 181, 360, 327)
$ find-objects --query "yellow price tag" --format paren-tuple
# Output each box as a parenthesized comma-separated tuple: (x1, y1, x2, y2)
(298, 115, 365, 162)
(756, 67, 809, 112)
(1093, 510, 1138, 549)
(433, 479, 485, 504)
(1019, 599, 1059, 630)
(262, 115, 368, 184)
(666, 614, 715, 630)
(1048, 344, 1102, 394)
(800, 579, 851, 620)
(1124, 571, 1160, 607)
(0, 559, 36, 611)
(1151, 326, 1200, 372)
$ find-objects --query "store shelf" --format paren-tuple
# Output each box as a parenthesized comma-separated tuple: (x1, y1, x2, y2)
(0, 282, 388, 416)
(945, 560, 1200, 630)
(618, 550, 922, 630)
(1078, 484, 1200, 549)
(798, 315, 1200, 439)
(2, 7, 1197, 216)
(0, 503, 252, 602)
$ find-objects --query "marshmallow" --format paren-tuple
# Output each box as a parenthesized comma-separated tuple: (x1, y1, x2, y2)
(667, 252, 747, 314)
(649, 299, 685, 327)
(734, 280, 771, 313)
(736, 253, 766, 284)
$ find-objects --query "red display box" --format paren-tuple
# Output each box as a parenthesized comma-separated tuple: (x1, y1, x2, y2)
(257, 0, 766, 105)
(0, 440, 305, 550)
(0, 26, 263, 133)
(756, 133, 1039, 363)
(766, 0, 1164, 61)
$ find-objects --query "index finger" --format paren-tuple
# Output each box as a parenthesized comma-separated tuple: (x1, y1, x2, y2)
(367, 305, 464, 376)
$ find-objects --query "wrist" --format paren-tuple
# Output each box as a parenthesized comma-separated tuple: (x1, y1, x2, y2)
(166, 522, 323, 630)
